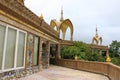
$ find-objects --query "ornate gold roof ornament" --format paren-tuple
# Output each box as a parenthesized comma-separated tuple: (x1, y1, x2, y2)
(60, 7, 64, 22)
(96, 25, 98, 37)
(40, 14, 43, 20)
(92, 24, 102, 45)
(18, 0, 25, 5)
(50, 8, 74, 41)
(106, 50, 111, 62)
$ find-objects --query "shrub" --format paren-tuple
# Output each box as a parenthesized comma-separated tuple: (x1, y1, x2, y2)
(111, 57, 120, 66)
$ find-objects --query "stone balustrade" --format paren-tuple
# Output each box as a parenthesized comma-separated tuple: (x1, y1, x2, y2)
(50, 58, 120, 80)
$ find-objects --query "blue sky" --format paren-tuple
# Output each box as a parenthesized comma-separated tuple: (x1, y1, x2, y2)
(25, 0, 120, 45)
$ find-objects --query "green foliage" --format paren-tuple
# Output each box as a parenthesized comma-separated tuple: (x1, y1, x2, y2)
(61, 46, 79, 59)
(61, 41, 105, 62)
(86, 52, 105, 62)
(61, 40, 120, 66)
(109, 40, 120, 57)
(74, 41, 89, 52)
(111, 57, 120, 66)
(109, 40, 120, 66)
(61, 41, 89, 59)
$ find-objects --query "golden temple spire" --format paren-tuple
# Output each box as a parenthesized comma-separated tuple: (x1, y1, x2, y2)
(60, 7, 64, 22)
(92, 24, 102, 45)
(96, 24, 98, 36)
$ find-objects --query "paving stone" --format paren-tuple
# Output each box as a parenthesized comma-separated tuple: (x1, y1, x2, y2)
(19, 65, 109, 80)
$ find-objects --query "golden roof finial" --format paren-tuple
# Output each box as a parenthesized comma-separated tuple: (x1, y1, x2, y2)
(40, 13, 43, 19)
(96, 24, 98, 36)
(60, 7, 64, 22)
(106, 50, 111, 62)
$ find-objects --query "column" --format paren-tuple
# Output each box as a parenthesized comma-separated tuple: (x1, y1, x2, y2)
(46, 41, 50, 67)
(55, 44, 61, 65)
(38, 37, 42, 71)
(62, 32, 65, 40)
(56, 44, 61, 59)
(25, 34, 28, 73)
(32, 36, 35, 73)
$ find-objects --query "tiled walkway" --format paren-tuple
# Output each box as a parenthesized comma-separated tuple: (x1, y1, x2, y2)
(20, 65, 109, 80)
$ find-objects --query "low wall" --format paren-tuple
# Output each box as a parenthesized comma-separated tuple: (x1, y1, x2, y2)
(50, 59, 120, 80)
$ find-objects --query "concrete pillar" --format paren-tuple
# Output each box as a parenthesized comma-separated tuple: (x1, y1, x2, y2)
(46, 41, 50, 67)
(38, 37, 42, 71)
(25, 34, 28, 73)
(56, 44, 61, 59)
(71, 35, 73, 41)
(71, 32, 73, 41)
(62, 32, 65, 40)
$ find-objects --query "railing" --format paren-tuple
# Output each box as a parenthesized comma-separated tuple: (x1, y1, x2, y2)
(50, 59, 120, 80)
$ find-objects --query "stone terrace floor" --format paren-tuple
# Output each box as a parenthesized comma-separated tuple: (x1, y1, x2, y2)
(20, 65, 109, 80)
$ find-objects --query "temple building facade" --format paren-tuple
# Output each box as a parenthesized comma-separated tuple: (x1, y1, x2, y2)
(0, 0, 110, 79)
(0, 0, 64, 79)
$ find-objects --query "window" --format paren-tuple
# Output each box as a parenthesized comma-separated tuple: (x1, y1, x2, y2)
(0, 22, 26, 72)
(17, 31, 26, 67)
(0, 25, 6, 70)
(4, 28, 17, 69)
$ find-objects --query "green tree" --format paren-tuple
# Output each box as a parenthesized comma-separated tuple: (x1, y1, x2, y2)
(109, 40, 120, 66)
(109, 40, 120, 57)
(86, 52, 105, 62)
(61, 46, 79, 59)
(111, 57, 120, 66)
(61, 41, 106, 62)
